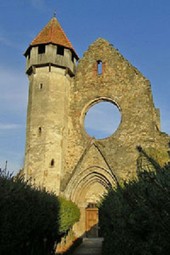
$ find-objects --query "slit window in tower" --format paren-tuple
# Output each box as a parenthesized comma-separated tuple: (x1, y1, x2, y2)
(39, 83, 43, 90)
(38, 45, 45, 54)
(50, 159, 55, 167)
(97, 60, 102, 75)
(38, 127, 42, 136)
(57, 45, 64, 56)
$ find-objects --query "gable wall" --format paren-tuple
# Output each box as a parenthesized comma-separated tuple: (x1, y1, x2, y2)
(62, 39, 168, 199)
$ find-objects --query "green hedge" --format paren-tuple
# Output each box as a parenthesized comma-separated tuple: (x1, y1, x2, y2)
(0, 170, 80, 255)
(99, 157, 170, 255)
(58, 197, 80, 234)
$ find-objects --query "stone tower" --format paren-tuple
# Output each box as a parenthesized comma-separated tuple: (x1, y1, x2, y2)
(24, 17, 78, 194)
(24, 16, 169, 237)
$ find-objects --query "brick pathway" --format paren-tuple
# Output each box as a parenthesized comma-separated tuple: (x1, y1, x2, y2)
(72, 238, 103, 255)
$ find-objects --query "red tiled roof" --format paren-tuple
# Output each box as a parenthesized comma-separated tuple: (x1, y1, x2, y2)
(27, 17, 78, 58)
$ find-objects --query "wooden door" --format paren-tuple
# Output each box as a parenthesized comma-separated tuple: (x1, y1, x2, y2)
(85, 207, 99, 237)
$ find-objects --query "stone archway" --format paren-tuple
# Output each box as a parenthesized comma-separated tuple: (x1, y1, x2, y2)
(64, 162, 116, 236)
(66, 164, 116, 201)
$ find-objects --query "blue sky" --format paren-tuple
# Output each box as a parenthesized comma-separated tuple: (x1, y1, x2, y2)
(0, 0, 170, 173)
(85, 102, 121, 139)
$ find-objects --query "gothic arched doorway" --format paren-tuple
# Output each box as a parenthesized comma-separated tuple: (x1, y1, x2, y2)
(64, 164, 116, 237)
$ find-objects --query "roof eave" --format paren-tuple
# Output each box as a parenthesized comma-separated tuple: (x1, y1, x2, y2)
(24, 43, 79, 60)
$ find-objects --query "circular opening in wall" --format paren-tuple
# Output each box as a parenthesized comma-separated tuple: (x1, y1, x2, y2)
(84, 101, 121, 139)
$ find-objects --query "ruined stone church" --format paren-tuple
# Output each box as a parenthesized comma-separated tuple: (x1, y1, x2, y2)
(23, 16, 169, 236)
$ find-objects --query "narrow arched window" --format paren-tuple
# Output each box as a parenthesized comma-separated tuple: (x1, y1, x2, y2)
(38, 127, 42, 136)
(97, 60, 102, 75)
(39, 83, 43, 89)
(50, 159, 55, 167)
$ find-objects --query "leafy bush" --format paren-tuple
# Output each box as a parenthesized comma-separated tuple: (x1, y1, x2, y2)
(99, 152, 170, 255)
(58, 197, 80, 234)
(0, 169, 80, 255)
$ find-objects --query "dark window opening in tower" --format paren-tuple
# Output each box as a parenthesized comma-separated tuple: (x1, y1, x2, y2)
(57, 45, 64, 56)
(71, 53, 74, 62)
(38, 45, 45, 54)
(50, 159, 55, 167)
(39, 83, 43, 89)
(27, 49, 31, 59)
(97, 60, 102, 75)
(38, 127, 42, 135)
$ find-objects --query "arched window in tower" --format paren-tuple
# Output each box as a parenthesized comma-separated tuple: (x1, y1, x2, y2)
(97, 60, 102, 75)
(38, 127, 42, 136)
(50, 159, 55, 167)
(39, 83, 43, 90)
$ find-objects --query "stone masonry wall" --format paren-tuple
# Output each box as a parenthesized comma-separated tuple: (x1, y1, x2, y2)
(62, 38, 169, 201)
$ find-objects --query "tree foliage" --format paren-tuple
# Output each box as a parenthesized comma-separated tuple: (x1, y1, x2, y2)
(0, 169, 80, 255)
(99, 151, 170, 255)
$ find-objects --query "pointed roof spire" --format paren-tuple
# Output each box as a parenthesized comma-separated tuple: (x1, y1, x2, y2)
(31, 17, 75, 51)
(25, 17, 78, 59)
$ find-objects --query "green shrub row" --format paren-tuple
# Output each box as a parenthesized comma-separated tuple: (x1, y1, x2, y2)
(58, 197, 80, 234)
(0, 170, 80, 255)
(99, 155, 170, 255)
